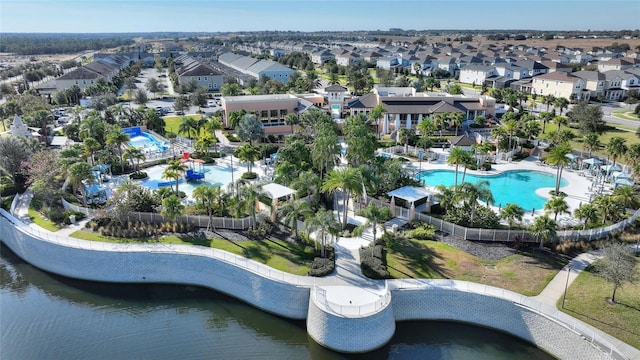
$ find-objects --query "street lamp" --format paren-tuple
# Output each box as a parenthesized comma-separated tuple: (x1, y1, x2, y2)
(562, 264, 572, 309)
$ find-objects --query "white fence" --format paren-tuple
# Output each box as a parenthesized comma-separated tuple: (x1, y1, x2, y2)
(368, 198, 640, 243)
(313, 283, 391, 317)
(61, 197, 258, 230)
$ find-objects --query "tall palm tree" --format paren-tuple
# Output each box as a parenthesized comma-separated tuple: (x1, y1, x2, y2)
(123, 146, 145, 174)
(546, 143, 571, 195)
(624, 143, 640, 169)
(235, 144, 261, 174)
(531, 215, 556, 248)
(446, 146, 469, 187)
(450, 112, 464, 137)
(553, 97, 569, 115)
(355, 203, 392, 245)
(542, 94, 556, 112)
(417, 118, 436, 148)
(553, 115, 568, 132)
(195, 132, 215, 156)
(457, 181, 494, 225)
(321, 167, 363, 229)
(67, 161, 94, 207)
(593, 195, 621, 224)
(368, 104, 387, 138)
(501, 203, 525, 228)
(606, 137, 628, 167)
(161, 195, 184, 221)
(304, 210, 340, 258)
(237, 180, 263, 229)
(192, 184, 221, 231)
(162, 160, 188, 195)
(574, 203, 598, 230)
(291, 170, 321, 203)
(502, 119, 518, 151)
(281, 199, 312, 240)
(544, 196, 569, 222)
(459, 150, 476, 184)
(178, 116, 198, 140)
(82, 138, 101, 166)
(105, 129, 130, 173)
(582, 133, 601, 157)
(613, 185, 639, 210)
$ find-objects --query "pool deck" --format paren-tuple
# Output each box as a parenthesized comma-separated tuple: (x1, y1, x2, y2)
(400, 147, 600, 227)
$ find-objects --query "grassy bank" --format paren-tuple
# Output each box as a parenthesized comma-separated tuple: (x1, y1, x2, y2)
(70, 230, 313, 275)
(560, 259, 640, 349)
(386, 240, 567, 296)
(28, 207, 62, 232)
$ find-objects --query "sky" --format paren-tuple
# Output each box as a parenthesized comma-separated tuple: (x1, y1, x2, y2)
(1, 0, 639, 33)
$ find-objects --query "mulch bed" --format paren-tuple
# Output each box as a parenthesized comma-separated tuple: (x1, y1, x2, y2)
(434, 231, 518, 261)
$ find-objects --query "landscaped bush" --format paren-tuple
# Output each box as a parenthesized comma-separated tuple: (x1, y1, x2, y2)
(554, 240, 598, 256)
(244, 220, 274, 239)
(511, 151, 530, 161)
(481, 162, 492, 171)
(63, 211, 86, 225)
(46, 207, 66, 224)
(86, 218, 192, 237)
(1, 195, 15, 211)
(226, 133, 241, 142)
(359, 245, 390, 279)
(406, 223, 436, 241)
(0, 183, 23, 197)
(129, 171, 148, 180)
(308, 247, 335, 277)
(241, 172, 258, 180)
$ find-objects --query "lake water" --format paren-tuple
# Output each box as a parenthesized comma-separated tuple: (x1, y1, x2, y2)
(0, 245, 553, 359)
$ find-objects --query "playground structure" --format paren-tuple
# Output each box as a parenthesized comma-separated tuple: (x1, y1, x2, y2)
(181, 152, 206, 181)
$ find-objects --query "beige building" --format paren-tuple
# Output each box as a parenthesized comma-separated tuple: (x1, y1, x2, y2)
(531, 72, 588, 101)
(221, 94, 323, 135)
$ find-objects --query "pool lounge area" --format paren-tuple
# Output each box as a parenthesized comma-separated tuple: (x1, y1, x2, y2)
(123, 126, 169, 153)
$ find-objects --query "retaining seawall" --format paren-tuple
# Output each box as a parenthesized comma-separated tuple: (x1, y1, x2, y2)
(0, 209, 627, 359)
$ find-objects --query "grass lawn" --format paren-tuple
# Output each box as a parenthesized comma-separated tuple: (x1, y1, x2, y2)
(612, 109, 639, 121)
(560, 259, 640, 349)
(542, 125, 640, 159)
(386, 240, 567, 296)
(28, 207, 63, 232)
(70, 230, 313, 275)
(163, 114, 203, 136)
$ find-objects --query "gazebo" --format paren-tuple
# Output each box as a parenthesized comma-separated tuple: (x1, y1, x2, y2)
(262, 183, 296, 221)
(387, 186, 434, 220)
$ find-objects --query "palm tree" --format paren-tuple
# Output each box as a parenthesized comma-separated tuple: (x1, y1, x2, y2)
(355, 203, 392, 245)
(82, 138, 101, 166)
(625, 143, 640, 169)
(178, 116, 198, 140)
(457, 181, 494, 225)
(417, 118, 436, 148)
(67, 161, 94, 207)
(538, 111, 553, 133)
(321, 167, 363, 229)
(501, 203, 525, 228)
(546, 143, 571, 195)
(192, 184, 221, 231)
(195, 132, 215, 156)
(574, 203, 598, 230)
(606, 137, 628, 167)
(304, 210, 340, 258)
(593, 195, 621, 224)
(458, 150, 476, 184)
(446, 146, 469, 187)
(235, 144, 261, 174)
(531, 215, 556, 248)
(613, 185, 640, 210)
(544, 196, 569, 222)
(502, 119, 518, 151)
(162, 160, 188, 195)
(435, 184, 456, 213)
(281, 199, 312, 240)
(123, 146, 145, 174)
(542, 94, 556, 112)
(161, 195, 184, 221)
(553, 115, 568, 132)
(398, 128, 414, 154)
(105, 129, 130, 173)
(368, 104, 387, 138)
(450, 112, 464, 136)
(582, 133, 601, 157)
(553, 97, 569, 115)
(237, 181, 263, 229)
(284, 113, 299, 134)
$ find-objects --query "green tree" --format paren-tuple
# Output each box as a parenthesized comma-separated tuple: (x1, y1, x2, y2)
(567, 101, 605, 134)
(123, 146, 145, 174)
(344, 115, 377, 167)
(322, 167, 363, 228)
(546, 143, 571, 194)
(574, 203, 599, 230)
(67, 161, 94, 207)
(192, 184, 222, 231)
(161, 195, 184, 221)
(553, 97, 569, 115)
(145, 77, 162, 99)
(593, 195, 622, 224)
(304, 210, 340, 258)
(105, 128, 130, 173)
(457, 180, 494, 225)
(446, 147, 469, 187)
(162, 160, 188, 195)
(596, 242, 637, 303)
(606, 137, 628, 167)
(368, 104, 387, 138)
(613, 185, 640, 210)
(82, 137, 101, 166)
(235, 144, 261, 174)
(178, 116, 198, 140)
(435, 184, 456, 213)
(501, 203, 525, 228)
(544, 196, 569, 222)
(222, 83, 241, 96)
(355, 203, 392, 245)
(281, 199, 312, 240)
(237, 180, 263, 229)
(531, 215, 556, 248)
(134, 88, 148, 105)
(542, 94, 556, 112)
(236, 113, 264, 145)
(311, 124, 341, 179)
(582, 133, 601, 157)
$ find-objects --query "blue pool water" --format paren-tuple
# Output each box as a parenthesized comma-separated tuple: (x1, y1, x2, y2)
(129, 133, 169, 153)
(140, 162, 246, 198)
(417, 170, 568, 211)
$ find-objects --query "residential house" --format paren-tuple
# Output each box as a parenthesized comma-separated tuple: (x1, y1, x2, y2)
(598, 58, 634, 72)
(603, 70, 640, 100)
(572, 71, 606, 99)
(311, 49, 335, 64)
(175, 55, 223, 91)
(531, 72, 588, 101)
(458, 64, 497, 86)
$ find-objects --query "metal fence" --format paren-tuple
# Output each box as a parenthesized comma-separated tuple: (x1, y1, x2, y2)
(61, 197, 257, 230)
(367, 198, 640, 243)
(313, 283, 391, 317)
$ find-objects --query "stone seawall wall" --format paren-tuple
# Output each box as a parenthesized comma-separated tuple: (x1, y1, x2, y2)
(391, 288, 613, 360)
(0, 215, 310, 319)
(306, 294, 396, 353)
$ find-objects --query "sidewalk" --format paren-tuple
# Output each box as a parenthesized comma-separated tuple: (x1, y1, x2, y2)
(11, 190, 91, 237)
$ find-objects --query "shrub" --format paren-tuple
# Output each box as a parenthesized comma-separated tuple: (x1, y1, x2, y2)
(481, 162, 492, 171)
(0, 184, 23, 197)
(554, 240, 597, 256)
(406, 224, 436, 240)
(241, 172, 258, 180)
(308, 247, 336, 277)
(129, 171, 148, 180)
(46, 207, 66, 224)
(359, 245, 390, 279)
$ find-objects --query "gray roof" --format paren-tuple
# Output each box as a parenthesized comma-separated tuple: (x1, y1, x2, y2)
(247, 60, 293, 74)
(58, 67, 103, 80)
(572, 71, 605, 81)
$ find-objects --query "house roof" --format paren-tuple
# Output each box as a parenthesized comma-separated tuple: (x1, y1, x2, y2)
(58, 67, 103, 80)
(534, 72, 580, 82)
(179, 63, 222, 77)
(325, 84, 347, 92)
(572, 70, 605, 81)
(262, 183, 296, 199)
(348, 94, 378, 108)
(449, 135, 476, 146)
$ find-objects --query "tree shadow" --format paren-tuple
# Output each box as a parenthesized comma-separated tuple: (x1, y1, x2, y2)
(390, 239, 449, 278)
(564, 306, 640, 337)
(176, 234, 211, 247)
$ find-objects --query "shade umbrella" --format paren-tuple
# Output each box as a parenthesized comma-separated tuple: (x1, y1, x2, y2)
(612, 171, 631, 180)
(615, 178, 634, 187)
(583, 158, 602, 165)
(565, 154, 579, 160)
(602, 164, 622, 174)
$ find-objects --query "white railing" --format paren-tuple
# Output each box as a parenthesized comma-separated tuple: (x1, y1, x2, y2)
(0, 208, 311, 287)
(389, 279, 628, 360)
(313, 283, 391, 317)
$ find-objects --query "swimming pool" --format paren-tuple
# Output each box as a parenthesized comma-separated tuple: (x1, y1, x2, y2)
(129, 132, 169, 153)
(139, 162, 247, 198)
(417, 169, 568, 211)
